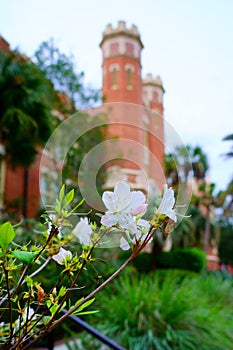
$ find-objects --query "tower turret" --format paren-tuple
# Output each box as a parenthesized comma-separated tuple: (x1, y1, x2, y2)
(142, 73, 165, 114)
(100, 20, 144, 104)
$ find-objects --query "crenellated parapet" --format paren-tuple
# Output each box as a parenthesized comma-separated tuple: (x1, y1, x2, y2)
(100, 20, 143, 60)
(142, 73, 165, 106)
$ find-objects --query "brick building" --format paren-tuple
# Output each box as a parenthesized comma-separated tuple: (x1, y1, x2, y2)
(0, 21, 166, 218)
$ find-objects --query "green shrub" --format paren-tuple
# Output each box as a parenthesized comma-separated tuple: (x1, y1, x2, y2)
(156, 247, 206, 272)
(131, 252, 153, 273)
(82, 270, 233, 350)
(120, 248, 206, 274)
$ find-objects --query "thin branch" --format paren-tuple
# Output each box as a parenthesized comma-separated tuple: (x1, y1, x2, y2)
(2, 264, 14, 341)
(28, 256, 52, 279)
(21, 229, 157, 350)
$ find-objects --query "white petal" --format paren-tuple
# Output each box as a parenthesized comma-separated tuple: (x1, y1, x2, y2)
(137, 219, 150, 230)
(114, 181, 132, 211)
(118, 213, 138, 233)
(52, 248, 72, 265)
(79, 234, 92, 246)
(127, 191, 147, 215)
(73, 218, 93, 245)
(158, 184, 177, 222)
(101, 212, 118, 227)
(102, 191, 117, 211)
(119, 237, 131, 250)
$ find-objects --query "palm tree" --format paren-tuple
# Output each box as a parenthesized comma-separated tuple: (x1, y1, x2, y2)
(164, 145, 209, 188)
(223, 133, 233, 159)
(0, 50, 53, 217)
(164, 145, 214, 252)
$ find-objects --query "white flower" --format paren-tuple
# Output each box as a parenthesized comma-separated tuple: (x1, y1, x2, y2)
(158, 184, 177, 222)
(101, 181, 147, 230)
(73, 217, 92, 246)
(22, 306, 34, 321)
(52, 247, 72, 265)
(47, 214, 61, 236)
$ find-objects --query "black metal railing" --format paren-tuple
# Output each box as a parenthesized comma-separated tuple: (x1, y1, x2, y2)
(34, 310, 125, 350)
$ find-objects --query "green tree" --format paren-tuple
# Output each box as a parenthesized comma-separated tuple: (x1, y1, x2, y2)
(194, 182, 217, 253)
(34, 40, 107, 215)
(34, 39, 100, 110)
(0, 50, 53, 216)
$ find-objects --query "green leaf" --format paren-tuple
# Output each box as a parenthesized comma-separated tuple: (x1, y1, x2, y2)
(64, 189, 74, 207)
(73, 297, 84, 307)
(75, 298, 95, 313)
(25, 276, 33, 287)
(50, 304, 59, 316)
(49, 301, 66, 316)
(72, 310, 99, 316)
(59, 185, 65, 203)
(0, 222, 16, 251)
(55, 198, 61, 213)
(12, 250, 38, 264)
(70, 198, 85, 214)
(58, 286, 67, 298)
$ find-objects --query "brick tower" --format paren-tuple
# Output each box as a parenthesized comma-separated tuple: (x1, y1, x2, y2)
(99, 21, 166, 193)
(100, 20, 143, 104)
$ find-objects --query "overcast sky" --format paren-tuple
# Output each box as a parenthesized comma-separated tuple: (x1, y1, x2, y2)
(1, 0, 232, 191)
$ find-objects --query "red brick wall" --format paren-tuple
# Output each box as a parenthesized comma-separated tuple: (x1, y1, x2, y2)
(102, 56, 143, 105)
(4, 153, 41, 218)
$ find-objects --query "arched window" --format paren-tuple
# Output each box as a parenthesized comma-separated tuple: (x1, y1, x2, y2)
(125, 64, 135, 90)
(109, 64, 120, 90)
(110, 42, 119, 56)
(153, 91, 159, 102)
(127, 68, 132, 88)
(125, 42, 134, 56)
(112, 68, 117, 87)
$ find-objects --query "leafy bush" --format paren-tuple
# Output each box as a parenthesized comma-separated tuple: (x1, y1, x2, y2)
(156, 247, 206, 272)
(119, 251, 153, 273)
(80, 270, 233, 350)
(120, 248, 206, 274)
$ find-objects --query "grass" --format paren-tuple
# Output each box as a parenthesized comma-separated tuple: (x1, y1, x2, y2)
(77, 269, 233, 350)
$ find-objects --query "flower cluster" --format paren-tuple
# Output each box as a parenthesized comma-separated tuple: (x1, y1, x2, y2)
(99, 181, 176, 250)
(0, 180, 177, 349)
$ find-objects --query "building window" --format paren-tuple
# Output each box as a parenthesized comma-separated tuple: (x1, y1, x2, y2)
(127, 68, 132, 89)
(109, 64, 120, 90)
(110, 42, 119, 56)
(125, 42, 134, 56)
(125, 64, 135, 90)
(112, 68, 117, 88)
(153, 91, 159, 102)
